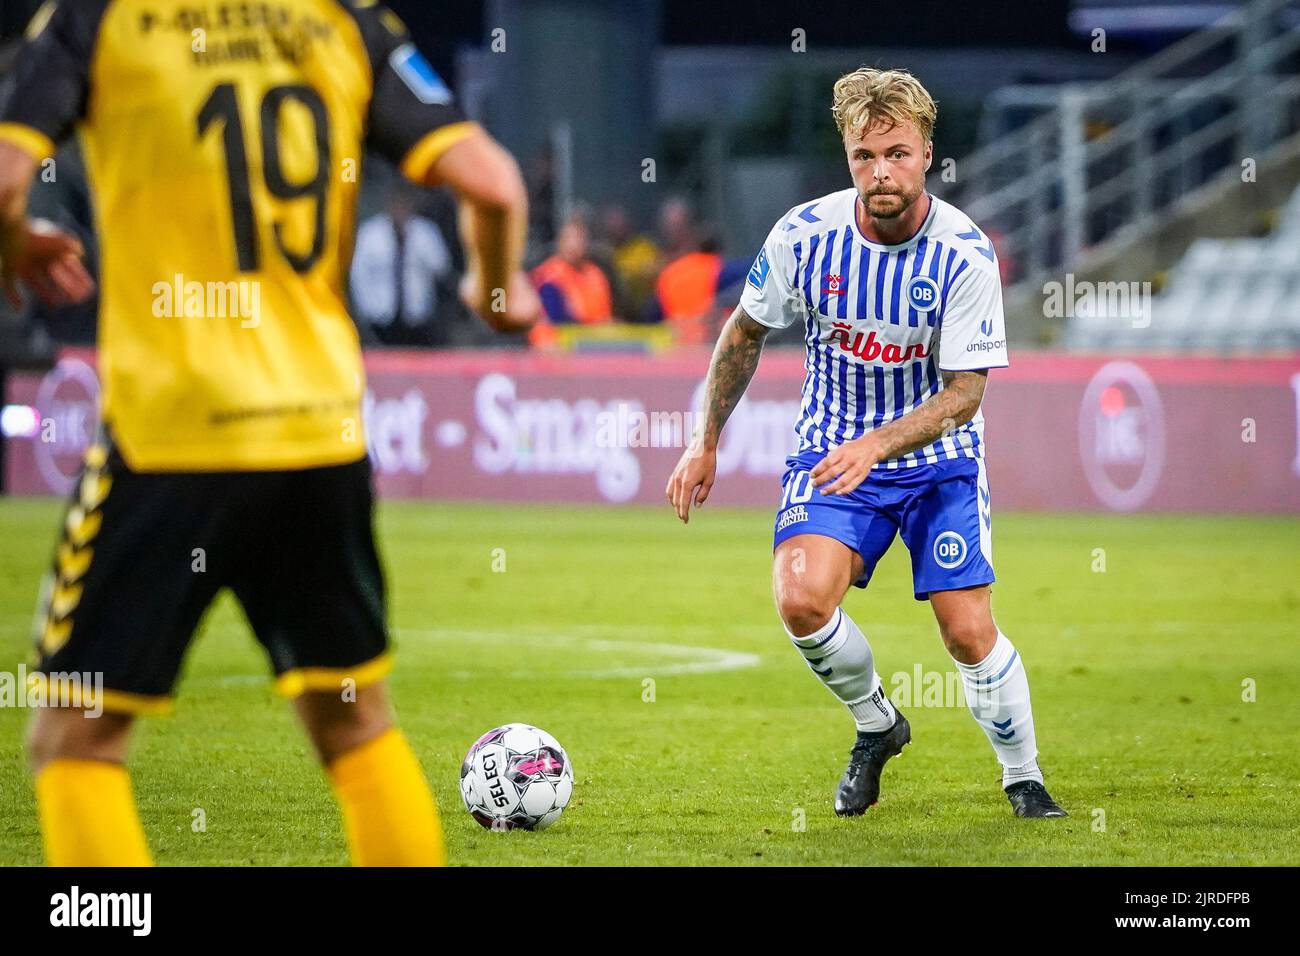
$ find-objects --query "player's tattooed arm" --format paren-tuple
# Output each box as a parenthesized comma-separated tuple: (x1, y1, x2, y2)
(810, 369, 988, 496)
(876, 368, 988, 459)
(697, 306, 771, 450)
(666, 305, 770, 523)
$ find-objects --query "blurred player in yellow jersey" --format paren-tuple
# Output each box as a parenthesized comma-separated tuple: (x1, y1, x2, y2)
(0, 0, 539, 866)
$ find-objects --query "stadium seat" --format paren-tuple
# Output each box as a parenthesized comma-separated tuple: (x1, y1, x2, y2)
(1067, 185, 1300, 351)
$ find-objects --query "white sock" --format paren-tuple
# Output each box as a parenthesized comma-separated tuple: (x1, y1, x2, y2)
(787, 608, 896, 733)
(953, 631, 1042, 787)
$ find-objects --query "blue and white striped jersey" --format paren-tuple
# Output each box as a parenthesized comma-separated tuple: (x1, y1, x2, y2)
(739, 189, 1008, 469)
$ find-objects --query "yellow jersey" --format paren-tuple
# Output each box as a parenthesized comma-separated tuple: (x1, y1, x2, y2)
(0, 0, 477, 470)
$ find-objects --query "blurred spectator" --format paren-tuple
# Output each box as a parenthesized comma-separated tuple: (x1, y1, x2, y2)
(647, 235, 749, 345)
(658, 197, 698, 260)
(529, 215, 613, 347)
(350, 191, 451, 346)
(598, 203, 659, 317)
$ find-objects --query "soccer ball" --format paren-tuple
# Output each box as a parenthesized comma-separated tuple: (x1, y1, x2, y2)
(460, 723, 573, 831)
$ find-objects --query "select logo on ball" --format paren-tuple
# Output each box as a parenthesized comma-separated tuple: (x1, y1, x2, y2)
(460, 722, 574, 831)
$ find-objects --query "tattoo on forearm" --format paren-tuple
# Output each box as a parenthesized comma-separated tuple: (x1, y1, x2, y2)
(871, 370, 987, 459)
(699, 310, 768, 449)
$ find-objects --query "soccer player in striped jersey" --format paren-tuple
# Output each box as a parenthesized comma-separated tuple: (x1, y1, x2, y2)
(667, 68, 1066, 819)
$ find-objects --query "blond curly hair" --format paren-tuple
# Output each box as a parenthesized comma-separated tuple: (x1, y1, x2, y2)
(831, 68, 937, 142)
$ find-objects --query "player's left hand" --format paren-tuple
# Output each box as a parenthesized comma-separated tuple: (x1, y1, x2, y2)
(0, 218, 95, 309)
(810, 434, 887, 496)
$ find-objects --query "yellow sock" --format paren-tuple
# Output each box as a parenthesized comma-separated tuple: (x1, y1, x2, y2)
(35, 758, 152, 867)
(329, 728, 446, 866)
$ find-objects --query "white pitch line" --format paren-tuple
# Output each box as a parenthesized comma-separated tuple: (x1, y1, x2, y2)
(394, 627, 762, 679)
(189, 627, 762, 689)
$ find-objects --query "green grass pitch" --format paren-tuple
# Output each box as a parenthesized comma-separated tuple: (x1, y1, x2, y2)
(1, 497, 1297, 866)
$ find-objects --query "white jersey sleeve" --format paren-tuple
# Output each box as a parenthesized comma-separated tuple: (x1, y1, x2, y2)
(738, 218, 804, 330)
(938, 264, 1009, 370)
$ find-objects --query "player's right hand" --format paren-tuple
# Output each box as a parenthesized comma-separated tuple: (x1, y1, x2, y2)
(0, 218, 95, 309)
(666, 443, 717, 525)
(459, 269, 541, 332)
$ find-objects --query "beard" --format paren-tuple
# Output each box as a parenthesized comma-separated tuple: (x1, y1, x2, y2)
(862, 180, 924, 220)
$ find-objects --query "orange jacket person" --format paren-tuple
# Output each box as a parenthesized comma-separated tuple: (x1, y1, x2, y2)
(529, 216, 613, 346)
(651, 242, 750, 344)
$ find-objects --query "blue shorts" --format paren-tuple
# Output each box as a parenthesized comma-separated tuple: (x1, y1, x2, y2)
(772, 451, 995, 601)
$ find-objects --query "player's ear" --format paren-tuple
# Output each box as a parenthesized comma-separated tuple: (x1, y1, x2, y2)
(923, 141, 933, 172)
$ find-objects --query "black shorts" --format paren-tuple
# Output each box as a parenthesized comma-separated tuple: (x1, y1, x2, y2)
(31, 437, 390, 715)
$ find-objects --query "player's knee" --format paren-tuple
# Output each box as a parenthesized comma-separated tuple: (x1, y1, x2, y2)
(294, 684, 393, 765)
(775, 583, 838, 637)
(937, 616, 997, 662)
(26, 707, 133, 773)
